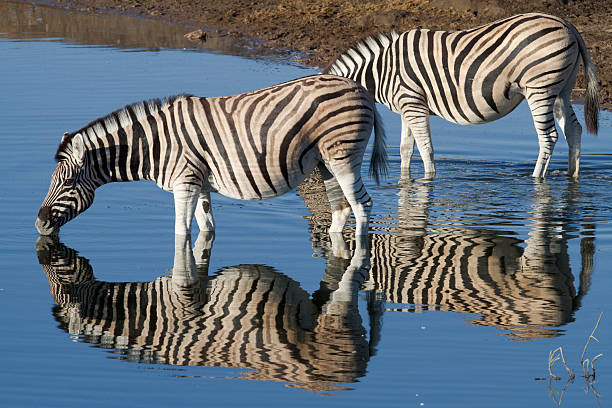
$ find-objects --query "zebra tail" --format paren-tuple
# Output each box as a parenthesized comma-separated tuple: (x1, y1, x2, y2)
(368, 105, 388, 184)
(574, 24, 599, 134)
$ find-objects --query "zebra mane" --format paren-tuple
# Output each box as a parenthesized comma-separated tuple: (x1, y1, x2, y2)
(55, 94, 191, 162)
(323, 31, 399, 74)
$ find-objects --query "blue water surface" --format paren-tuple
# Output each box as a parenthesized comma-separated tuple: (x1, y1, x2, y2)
(0, 2, 611, 407)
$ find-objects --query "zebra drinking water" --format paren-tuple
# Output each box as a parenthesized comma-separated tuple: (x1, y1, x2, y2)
(325, 13, 599, 181)
(35, 75, 387, 238)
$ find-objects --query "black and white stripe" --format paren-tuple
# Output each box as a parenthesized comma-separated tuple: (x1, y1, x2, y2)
(37, 235, 377, 391)
(325, 13, 599, 180)
(299, 174, 594, 339)
(36, 75, 388, 238)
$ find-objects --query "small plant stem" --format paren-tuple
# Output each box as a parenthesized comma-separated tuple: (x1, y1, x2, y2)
(581, 312, 603, 364)
(559, 348, 575, 381)
(548, 348, 561, 380)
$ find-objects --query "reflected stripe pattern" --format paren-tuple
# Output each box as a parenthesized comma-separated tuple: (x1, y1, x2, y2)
(298, 173, 592, 340)
(366, 230, 575, 329)
(40, 246, 370, 390)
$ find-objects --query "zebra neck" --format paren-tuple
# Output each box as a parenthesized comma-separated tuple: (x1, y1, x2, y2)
(86, 123, 153, 184)
(342, 56, 381, 103)
(327, 35, 393, 106)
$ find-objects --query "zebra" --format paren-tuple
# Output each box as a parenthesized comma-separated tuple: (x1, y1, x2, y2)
(35, 75, 388, 239)
(36, 232, 378, 391)
(324, 13, 599, 181)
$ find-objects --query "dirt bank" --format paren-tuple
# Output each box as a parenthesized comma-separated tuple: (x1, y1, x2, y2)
(44, 0, 611, 106)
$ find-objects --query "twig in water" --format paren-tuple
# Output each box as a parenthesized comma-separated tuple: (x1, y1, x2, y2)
(548, 347, 574, 381)
(543, 312, 605, 407)
(581, 312, 604, 380)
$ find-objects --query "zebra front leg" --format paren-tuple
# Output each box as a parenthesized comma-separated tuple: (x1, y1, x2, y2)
(527, 92, 559, 178)
(195, 191, 215, 232)
(405, 111, 436, 178)
(173, 183, 200, 236)
(399, 116, 415, 183)
(319, 163, 352, 234)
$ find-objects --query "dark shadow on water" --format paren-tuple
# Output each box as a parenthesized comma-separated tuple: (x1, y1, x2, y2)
(35, 232, 377, 393)
(299, 171, 596, 340)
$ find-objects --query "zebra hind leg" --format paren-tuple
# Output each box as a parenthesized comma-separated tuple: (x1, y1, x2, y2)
(526, 91, 560, 178)
(404, 111, 436, 179)
(323, 161, 372, 236)
(554, 94, 582, 179)
(319, 163, 352, 234)
(329, 231, 350, 258)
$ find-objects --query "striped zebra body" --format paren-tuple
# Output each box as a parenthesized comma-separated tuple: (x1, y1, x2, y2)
(36, 75, 387, 238)
(325, 13, 599, 180)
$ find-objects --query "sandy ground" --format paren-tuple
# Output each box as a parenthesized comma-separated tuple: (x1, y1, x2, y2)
(42, 0, 611, 106)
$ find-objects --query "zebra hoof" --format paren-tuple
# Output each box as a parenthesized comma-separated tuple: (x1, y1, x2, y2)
(421, 172, 436, 181)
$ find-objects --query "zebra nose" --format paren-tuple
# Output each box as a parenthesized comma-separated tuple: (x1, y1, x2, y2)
(38, 206, 51, 222)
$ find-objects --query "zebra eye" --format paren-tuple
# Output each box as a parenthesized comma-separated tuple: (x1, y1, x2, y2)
(63, 178, 74, 187)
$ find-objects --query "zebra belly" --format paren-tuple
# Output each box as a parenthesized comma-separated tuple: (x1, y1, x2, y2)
(208, 167, 311, 201)
(432, 90, 524, 125)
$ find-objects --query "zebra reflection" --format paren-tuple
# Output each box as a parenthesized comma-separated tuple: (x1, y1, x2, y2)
(36, 234, 378, 392)
(299, 175, 594, 339)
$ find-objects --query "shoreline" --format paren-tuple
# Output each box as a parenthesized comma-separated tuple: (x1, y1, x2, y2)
(23, 0, 612, 108)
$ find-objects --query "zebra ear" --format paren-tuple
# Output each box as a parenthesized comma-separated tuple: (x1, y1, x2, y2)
(71, 133, 86, 164)
(61, 132, 69, 144)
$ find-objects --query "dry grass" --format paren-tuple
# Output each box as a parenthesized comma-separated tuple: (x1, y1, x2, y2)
(543, 313, 604, 406)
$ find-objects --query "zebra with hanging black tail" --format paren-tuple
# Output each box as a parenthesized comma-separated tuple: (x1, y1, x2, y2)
(325, 13, 599, 181)
(35, 75, 387, 239)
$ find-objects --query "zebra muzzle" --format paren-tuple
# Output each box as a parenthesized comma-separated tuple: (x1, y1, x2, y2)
(37, 206, 51, 221)
(36, 206, 59, 236)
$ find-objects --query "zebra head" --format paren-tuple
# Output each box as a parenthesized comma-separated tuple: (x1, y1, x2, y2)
(36, 133, 95, 235)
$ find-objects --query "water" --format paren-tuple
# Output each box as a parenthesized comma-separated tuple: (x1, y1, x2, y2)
(1, 2, 611, 407)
